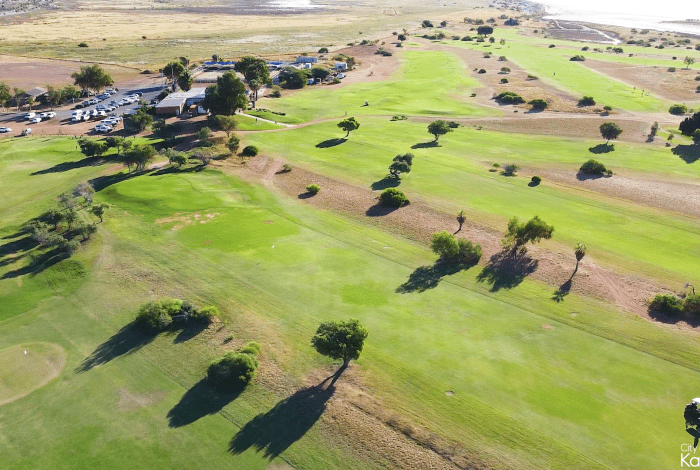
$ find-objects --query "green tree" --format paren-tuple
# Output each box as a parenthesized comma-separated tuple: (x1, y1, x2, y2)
(43, 209, 64, 230)
(160, 148, 188, 167)
(212, 114, 238, 137)
(90, 203, 109, 222)
(502, 216, 554, 255)
(227, 135, 241, 154)
(0, 82, 11, 109)
(379, 188, 409, 207)
(129, 109, 153, 131)
(311, 67, 330, 80)
(278, 67, 310, 89)
(599, 122, 622, 143)
(177, 70, 194, 91)
(693, 129, 700, 145)
(71, 64, 114, 94)
(685, 56, 696, 69)
(337, 117, 360, 137)
(73, 182, 95, 205)
(77, 223, 98, 241)
(45, 85, 63, 110)
(427, 120, 453, 142)
(64, 209, 78, 231)
(477, 25, 494, 35)
(130, 145, 157, 171)
(78, 138, 108, 158)
(61, 85, 81, 103)
(162, 61, 186, 83)
(234, 56, 271, 84)
(207, 349, 260, 389)
(388, 153, 413, 178)
(311, 319, 368, 369)
(202, 71, 248, 116)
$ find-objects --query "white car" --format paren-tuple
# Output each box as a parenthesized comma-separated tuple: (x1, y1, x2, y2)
(44, 112, 56, 119)
(0, 127, 11, 133)
(337, 73, 346, 79)
(29, 117, 42, 124)
(21, 128, 32, 136)
(94, 124, 112, 133)
(108, 101, 120, 107)
(23, 112, 36, 120)
(117, 99, 130, 106)
(71, 110, 84, 117)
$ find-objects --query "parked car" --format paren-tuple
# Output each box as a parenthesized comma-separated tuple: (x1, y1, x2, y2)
(21, 128, 32, 136)
(150, 99, 159, 105)
(117, 99, 130, 106)
(105, 88, 117, 94)
(23, 112, 36, 120)
(44, 112, 56, 119)
(29, 117, 42, 124)
(88, 98, 99, 105)
(93, 124, 112, 133)
(0, 127, 11, 133)
(108, 101, 120, 107)
(337, 73, 346, 79)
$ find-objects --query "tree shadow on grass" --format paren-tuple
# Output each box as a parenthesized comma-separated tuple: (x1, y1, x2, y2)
(172, 321, 210, 344)
(149, 165, 206, 176)
(0, 233, 38, 258)
(1, 248, 71, 279)
(365, 204, 399, 217)
(396, 259, 478, 293)
(552, 278, 572, 302)
(88, 170, 142, 192)
(75, 322, 157, 373)
(167, 379, 244, 428)
(687, 427, 700, 449)
(588, 143, 615, 154)
(410, 141, 439, 149)
(370, 175, 401, 191)
(229, 383, 335, 460)
(576, 171, 611, 181)
(672, 144, 699, 164)
(298, 192, 317, 199)
(30, 154, 120, 176)
(315, 138, 346, 148)
(476, 250, 538, 291)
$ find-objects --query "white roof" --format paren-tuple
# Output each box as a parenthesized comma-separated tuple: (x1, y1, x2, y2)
(155, 88, 206, 108)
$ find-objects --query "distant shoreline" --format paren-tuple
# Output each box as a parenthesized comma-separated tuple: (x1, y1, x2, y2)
(533, 1, 700, 36)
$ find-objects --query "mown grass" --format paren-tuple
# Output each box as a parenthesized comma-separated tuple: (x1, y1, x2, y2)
(1, 136, 699, 469)
(258, 50, 496, 122)
(242, 118, 700, 284)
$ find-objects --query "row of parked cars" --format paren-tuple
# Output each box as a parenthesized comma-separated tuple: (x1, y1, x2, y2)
(22, 111, 57, 123)
(75, 88, 119, 108)
(93, 116, 123, 133)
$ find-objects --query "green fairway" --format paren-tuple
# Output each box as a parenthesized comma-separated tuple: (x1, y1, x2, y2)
(242, 118, 700, 284)
(0, 135, 698, 469)
(259, 50, 496, 122)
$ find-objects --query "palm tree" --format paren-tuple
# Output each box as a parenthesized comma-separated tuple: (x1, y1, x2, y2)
(574, 243, 586, 274)
(456, 210, 466, 232)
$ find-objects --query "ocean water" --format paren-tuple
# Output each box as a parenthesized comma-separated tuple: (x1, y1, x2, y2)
(540, 0, 700, 35)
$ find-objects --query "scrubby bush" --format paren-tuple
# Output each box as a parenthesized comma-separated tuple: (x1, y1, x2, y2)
(579, 159, 611, 175)
(502, 163, 519, 175)
(578, 96, 596, 106)
(269, 85, 282, 98)
(500, 78, 509, 84)
(496, 91, 525, 104)
(478, 69, 486, 74)
(668, 67, 677, 72)
(241, 145, 259, 156)
(685, 295, 700, 316)
(239, 341, 262, 356)
(650, 294, 684, 314)
(528, 99, 548, 111)
(430, 231, 482, 264)
(135, 298, 182, 331)
(669, 104, 688, 115)
(192, 305, 219, 323)
(530, 175, 542, 185)
(570, 55, 585, 61)
(306, 184, 321, 194)
(379, 188, 409, 207)
(282, 163, 293, 172)
(207, 351, 259, 388)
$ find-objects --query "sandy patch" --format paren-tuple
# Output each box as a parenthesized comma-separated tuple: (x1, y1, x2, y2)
(116, 388, 167, 411)
(155, 211, 220, 231)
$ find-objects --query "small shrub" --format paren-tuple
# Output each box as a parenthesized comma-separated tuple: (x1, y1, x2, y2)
(502, 163, 519, 175)
(548, 44, 555, 48)
(207, 352, 259, 388)
(496, 91, 525, 104)
(282, 163, 293, 172)
(570, 55, 585, 61)
(530, 176, 541, 185)
(603, 105, 612, 111)
(578, 96, 596, 106)
(528, 99, 548, 111)
(192, 305, 219, 323)
(668, 67, 676, 72)
(241, 145, 259, 156)
(478, 69, 486, 74)
(78, 42, 88, 48)
(582, 46, 589, 51)
(669, 104, 688, 115)
(269, 85, 282, 98)
(649, 294, 683, 314)
(379, 188, 409, 207)
(500, 78, 509, 84)
(685, 295, 700, 316)
(526, 74, 538, 80)
(579, 159, 608, 175)
(318, 47, 329, 53)
(306, 184, 321, 194)
(135, 298, 182, 331)
(239, 341, 262, 356)
(499, 56, 507, 61)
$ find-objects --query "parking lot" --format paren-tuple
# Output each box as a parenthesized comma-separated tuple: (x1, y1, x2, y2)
(0, 85, 166, 138)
